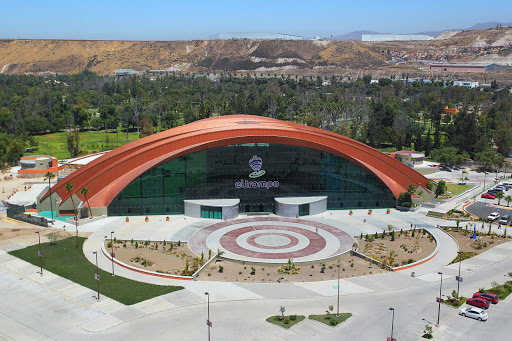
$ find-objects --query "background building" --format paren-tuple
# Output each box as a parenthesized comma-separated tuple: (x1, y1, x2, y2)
(362, 34, 433, 41)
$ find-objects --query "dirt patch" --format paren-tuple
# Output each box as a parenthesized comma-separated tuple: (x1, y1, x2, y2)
(109, 238, 388, 282)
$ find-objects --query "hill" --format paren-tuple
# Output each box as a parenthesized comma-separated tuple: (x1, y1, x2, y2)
(0, 39, 389, 75)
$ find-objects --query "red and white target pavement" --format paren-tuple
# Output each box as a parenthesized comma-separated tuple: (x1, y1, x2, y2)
(188, 217, 356, 263)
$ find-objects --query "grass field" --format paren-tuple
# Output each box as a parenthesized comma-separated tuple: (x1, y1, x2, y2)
(446, 184, 473, 196)
(8, 236, 184, 305)
(266, 315, 305, 329)
(308, 313, 352, 326)
(26, 131, 141, 159)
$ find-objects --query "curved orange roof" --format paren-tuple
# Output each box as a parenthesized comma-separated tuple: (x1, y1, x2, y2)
(45, 115, 428, 208)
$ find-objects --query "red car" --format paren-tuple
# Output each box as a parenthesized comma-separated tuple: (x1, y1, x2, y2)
(466, 297, 490, 309)
(481, 193, 496, 199)
(473, 292, 499, 304)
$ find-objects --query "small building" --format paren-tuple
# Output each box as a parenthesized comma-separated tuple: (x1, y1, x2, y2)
(391, 151, 425, 166)
(18, 155, 62, 178)
(114, 69, 137, 79)
(444, 106, 459, 115)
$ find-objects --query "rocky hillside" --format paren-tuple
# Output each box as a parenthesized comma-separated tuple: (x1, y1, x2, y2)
(0, 39, 388, 75)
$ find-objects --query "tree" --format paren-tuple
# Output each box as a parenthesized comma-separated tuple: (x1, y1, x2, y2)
(496, 191, 504, 206)
(505, 195, 512, 207)
(80, 187, 93, 218)
(279, 306, 286, 319)
(64, 183, 79, 248)
(435, 180, 447, 196)
(66, 128, 80, 158)
(44, 172, 56, 225)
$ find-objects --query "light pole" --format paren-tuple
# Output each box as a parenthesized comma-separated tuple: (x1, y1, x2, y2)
(437, 272, 443, 326)
(93, 251, 100, 300)
(110, 232, 115, 276)
(457, 251, 462, 298)
(205, 292, 211, 341)
(336, 264, 340, 316)
(483, 171, 487, 191)
(35, 231, 43, 276)
(389, 307, 395, 341)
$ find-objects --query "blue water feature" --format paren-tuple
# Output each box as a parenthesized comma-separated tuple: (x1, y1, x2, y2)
(38, 211, 68, 222)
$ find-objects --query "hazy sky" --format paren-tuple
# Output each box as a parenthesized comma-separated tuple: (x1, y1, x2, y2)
(1, 0, 510, 40)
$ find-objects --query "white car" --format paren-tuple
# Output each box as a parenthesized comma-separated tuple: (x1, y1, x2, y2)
(459, 307, 488, 321)
(487, 212, 500, 221)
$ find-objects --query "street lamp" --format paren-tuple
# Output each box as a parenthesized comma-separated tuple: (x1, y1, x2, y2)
(35, 231, 43, 276)
(336, 264, 341, 317)
(437, 272, 443, 326)
(389, 307, 395, 341)
(110, 232, 115, 276)
(93, 251, 100, 300)
(205, 292, 211, 341)
(457, 251, 462, 298)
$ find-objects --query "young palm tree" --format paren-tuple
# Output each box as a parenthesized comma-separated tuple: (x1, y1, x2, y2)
(80, 187, 93, 218)
(496, 191, 504, 206)
(505, 195, 512, 207)
(43, 172, 56, 225)
(64, 183, 79, 248)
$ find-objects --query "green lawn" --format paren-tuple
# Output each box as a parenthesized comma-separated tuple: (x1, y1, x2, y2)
(8, 236, 184, 305)
(266, 315, 305, 329)
(308, 313, 352, 326)
(27, 131, 141, 159)
(445, 184, 473, 196)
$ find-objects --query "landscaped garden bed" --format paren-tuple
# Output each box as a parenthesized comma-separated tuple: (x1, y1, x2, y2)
(360, 227, 436, 268)
(442, 226, 511, 264)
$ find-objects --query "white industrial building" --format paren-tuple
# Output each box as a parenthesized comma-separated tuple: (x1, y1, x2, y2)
(362, 34, 433, 42)
(217, 32, 302, 40)
(453, 81, 479, 88)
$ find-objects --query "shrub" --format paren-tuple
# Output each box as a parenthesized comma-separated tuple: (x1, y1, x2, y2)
(218, 265, 223, 273)
(135, 242, 138, 249)
(391, 230, 395, 241)
(178, 240, 181, 246)
(47, 232, 61, 245)
(290, 315, 297, 321)
(329, 319, 337, 326)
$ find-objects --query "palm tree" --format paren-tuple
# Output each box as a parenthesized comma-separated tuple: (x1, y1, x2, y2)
(80, 187, 93, 219)
(461, 170, 468, 185)
(505, 195, 512, 207)
(496, 191, 504, 206)
(64, 183, 78, 248)
(44, 172, 56, 225)
(504, 162, 511, 180)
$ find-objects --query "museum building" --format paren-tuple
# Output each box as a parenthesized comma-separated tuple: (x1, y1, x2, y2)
(38, 115, 428, 219)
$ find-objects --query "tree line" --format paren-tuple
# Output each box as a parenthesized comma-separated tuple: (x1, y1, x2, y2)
(0, 71, 510, 164)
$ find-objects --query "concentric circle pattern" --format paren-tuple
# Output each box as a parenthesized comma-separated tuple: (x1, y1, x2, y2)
(188, 217, 356, 263)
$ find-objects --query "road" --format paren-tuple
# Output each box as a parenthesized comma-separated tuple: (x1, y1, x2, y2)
(1, 243, 512, 340)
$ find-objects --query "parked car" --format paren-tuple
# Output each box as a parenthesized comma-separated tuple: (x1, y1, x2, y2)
(459, 307, 488, 321)
(466, 297, 490, 309)
(489, 188, 503, 193)
(473, 292, 499, 304)
(487, 212, 500, 221)
(499, 215, 510, 225)
(481, 193, 496, 199)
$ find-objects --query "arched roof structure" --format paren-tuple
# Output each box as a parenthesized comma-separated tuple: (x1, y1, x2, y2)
(44, 115, 428, 209)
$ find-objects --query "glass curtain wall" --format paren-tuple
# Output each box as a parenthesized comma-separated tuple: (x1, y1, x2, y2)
(108, 143, 396, 215)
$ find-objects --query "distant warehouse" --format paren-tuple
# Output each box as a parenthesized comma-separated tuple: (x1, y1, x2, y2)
(217, 32, 303, 40)
(362, 34, 433, 41)
(425, 64, 512, 73)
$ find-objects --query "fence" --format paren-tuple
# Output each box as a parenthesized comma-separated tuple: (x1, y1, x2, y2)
(4, 202, 48, 227)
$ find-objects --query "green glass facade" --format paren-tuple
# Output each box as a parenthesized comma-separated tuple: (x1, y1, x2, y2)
(108, 143, 396, 216)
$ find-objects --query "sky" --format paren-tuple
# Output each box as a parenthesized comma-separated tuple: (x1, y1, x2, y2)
(1, 0, 510, 41)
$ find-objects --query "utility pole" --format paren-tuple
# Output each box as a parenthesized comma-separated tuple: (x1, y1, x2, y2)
(36, 231, 43, 276)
